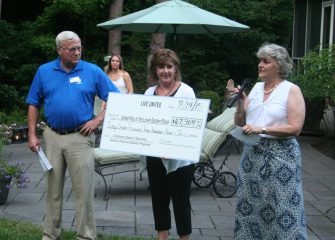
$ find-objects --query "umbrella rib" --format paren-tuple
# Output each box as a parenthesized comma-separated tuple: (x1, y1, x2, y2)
(202, 25, 214, 35)
(153, 24, 162, 33)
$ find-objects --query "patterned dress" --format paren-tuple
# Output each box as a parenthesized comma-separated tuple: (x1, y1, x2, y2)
(234, 81, 308, 239)
(234, 138, 307, 239)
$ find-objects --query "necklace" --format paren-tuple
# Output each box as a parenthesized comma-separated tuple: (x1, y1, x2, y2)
(264, 84, 278, 94)
(156, 81, 177, 96)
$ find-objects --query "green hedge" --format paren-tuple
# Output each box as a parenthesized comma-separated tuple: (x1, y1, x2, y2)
(197, 90, 221, 117)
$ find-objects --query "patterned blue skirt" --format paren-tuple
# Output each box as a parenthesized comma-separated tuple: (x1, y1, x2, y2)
(234, 137, 307, 240)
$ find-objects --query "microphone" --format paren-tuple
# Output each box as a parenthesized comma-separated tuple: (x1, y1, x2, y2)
(226, 78, 251, 108)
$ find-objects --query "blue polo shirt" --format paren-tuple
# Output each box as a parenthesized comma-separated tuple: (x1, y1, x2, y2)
(26, 58, 119, 130)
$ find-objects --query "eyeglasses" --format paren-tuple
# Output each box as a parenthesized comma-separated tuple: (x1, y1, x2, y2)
(61, 46, 83, 54)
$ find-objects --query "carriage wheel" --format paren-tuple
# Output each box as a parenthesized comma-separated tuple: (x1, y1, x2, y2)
(193, 162, 215, 188)
(213, 171, 237, 198)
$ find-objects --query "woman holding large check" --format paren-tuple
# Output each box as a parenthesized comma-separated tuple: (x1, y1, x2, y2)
(144, 49, 195, 240)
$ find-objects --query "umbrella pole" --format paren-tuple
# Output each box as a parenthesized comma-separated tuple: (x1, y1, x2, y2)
(172, 24, 178, 48)
(173, 24, 178, 41)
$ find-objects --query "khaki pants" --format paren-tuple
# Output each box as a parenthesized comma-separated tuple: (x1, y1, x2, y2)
(42, 127, 96, 240)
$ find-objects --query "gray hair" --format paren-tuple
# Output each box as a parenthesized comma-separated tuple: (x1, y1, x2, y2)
(256, 43, 293, 79)
(55, 31, 80, 48)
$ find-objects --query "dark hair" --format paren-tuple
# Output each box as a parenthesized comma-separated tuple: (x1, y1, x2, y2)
(148, 49, 181, 84)
(106, 53, 124, 74)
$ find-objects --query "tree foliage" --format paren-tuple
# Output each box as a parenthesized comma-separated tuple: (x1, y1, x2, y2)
(0, 0, 294, 120)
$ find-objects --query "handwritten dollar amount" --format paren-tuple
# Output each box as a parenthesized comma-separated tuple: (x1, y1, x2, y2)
(171, 117, 202, 129)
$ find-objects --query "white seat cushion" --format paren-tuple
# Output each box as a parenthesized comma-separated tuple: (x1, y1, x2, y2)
(94, 148, 141, 165)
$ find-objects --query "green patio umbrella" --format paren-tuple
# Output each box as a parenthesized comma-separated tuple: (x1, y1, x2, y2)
(97, 0, 249, 34)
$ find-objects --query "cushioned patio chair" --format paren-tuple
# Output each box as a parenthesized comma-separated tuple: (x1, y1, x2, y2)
(93, 97, 142, 200)
(94, 149, 142, 200)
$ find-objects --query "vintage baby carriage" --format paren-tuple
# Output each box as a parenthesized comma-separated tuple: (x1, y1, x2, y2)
(193, 107, 240, 198)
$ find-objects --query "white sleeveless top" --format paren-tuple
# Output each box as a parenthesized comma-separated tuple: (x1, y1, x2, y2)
(113, 77, 128, 93)
(247, 80, 294, 138)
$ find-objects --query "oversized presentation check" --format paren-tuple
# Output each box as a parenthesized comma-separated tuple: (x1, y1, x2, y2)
(100, 93, 210, 162)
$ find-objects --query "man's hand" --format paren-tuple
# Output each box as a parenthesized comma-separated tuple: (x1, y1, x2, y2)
(28, 134, 40, 153)
(79, 118, 101, 136)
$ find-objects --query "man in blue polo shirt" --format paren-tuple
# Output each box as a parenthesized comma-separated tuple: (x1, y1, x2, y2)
(26, 31, 119, 240)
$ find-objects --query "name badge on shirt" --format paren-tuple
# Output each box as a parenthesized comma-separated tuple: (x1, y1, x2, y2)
(69, 76, 82, 84)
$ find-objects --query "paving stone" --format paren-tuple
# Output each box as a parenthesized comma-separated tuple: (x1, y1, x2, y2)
(326, 206, 335, 221)
(100, 226, 135, 236)
(192, 214, 214, 228)
(1, 137, 335, 240)
(307, 215, 335, 240)
(309, 200, 335, 215)
(135, 210, 155, 225)
(95, 210, 135, 227)
(305, 204, 323, 216)
(200, 227, 233, 238)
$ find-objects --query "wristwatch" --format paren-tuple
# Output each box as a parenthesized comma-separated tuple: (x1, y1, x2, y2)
(261, 127, 267, 134)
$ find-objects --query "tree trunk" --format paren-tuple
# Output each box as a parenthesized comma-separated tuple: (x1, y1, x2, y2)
(108, 0, 123, 55)
(0, 0, 2, 19)
(147, 0, 168, 87)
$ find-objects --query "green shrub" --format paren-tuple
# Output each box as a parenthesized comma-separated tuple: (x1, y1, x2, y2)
(197, 90, 221, 117)
(0, 110, 27, 125)
(292, 46, 335, 131)
(0, 85, 20, 114)
(292, 46, 335, 99)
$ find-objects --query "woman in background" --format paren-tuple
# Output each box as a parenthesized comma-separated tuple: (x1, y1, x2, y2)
(105, 53, 133, 94)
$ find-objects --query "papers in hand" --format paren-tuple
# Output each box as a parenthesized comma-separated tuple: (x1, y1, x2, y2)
(230, 126, 261, 145)
(37, 148, 52, 171)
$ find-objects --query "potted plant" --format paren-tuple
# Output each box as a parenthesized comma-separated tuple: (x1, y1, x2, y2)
(0, 139, 29, 204)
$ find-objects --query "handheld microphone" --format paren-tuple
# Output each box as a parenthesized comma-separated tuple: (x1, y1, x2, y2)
(226, 78, 251, 108)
